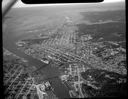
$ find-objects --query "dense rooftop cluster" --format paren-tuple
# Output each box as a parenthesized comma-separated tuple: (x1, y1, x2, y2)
(3, 7, 126, 98)
(3, 49, 58, 99)
(15, 25, 126, 98)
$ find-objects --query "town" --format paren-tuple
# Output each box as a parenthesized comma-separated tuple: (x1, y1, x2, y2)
(15, 23, 126, 98)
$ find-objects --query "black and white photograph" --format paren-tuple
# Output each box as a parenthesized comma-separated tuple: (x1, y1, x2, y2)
(2, 0, 126, 99)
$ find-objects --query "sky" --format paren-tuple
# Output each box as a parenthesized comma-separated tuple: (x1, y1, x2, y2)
(12, 0, 125, 8)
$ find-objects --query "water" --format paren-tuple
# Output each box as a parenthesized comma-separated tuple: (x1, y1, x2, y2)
(3, 29, 70, 98)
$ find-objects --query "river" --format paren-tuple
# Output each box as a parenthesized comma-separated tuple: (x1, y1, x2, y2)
(3, 24, 70, 99)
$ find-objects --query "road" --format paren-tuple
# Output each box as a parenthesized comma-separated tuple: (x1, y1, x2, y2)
(3, 31, 70, 98)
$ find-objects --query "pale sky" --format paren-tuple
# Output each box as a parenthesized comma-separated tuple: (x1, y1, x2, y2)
(13, 0, 125, 8)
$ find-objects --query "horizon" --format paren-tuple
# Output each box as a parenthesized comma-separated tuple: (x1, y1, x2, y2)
(12, 0, 125, 8)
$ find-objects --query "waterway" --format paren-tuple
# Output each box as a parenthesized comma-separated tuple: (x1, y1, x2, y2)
(3, 25, 70, 99)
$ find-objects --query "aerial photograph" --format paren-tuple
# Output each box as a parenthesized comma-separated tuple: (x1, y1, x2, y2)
(2, 0, 126, 99)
